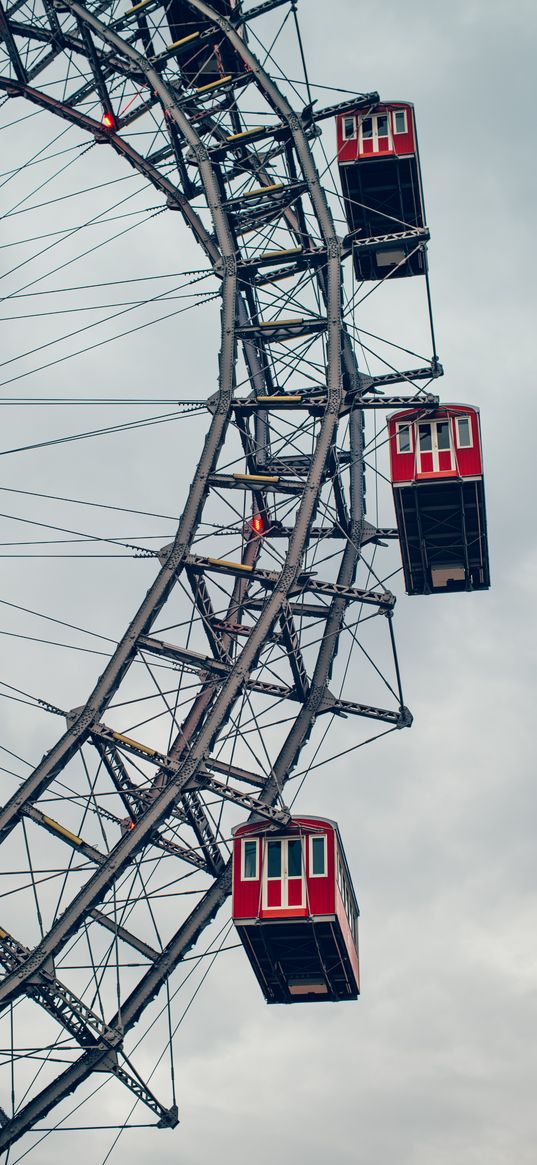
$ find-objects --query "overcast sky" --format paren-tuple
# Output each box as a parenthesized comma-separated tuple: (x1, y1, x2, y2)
(1, 2, 536, 1163)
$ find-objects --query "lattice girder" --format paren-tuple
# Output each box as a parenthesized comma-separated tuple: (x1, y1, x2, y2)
(0, 0, 428, 1150)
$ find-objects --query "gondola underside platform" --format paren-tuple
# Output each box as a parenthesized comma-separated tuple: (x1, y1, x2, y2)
(235, 917, 360, 1004)
(393, 477, 490, 595)
(340, 155, 427, 280)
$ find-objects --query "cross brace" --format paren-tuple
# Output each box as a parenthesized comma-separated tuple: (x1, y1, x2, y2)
(0, 928, 177, 1124)
(183, 553, 395, 608)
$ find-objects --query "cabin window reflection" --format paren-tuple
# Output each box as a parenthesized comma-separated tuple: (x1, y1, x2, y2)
(242, 839, 258, 880)
(436, 421, 451, 450)
(267, 840, 281, 878)
(287, 839, 302, 877)
(418, 423, 432, 452)
(396, 423, 412, 453)
(343, 116, 356, 140)
(361, 117, 373, 139)
(393, 109, 407, 134)
(377, 114, 389, 136)
(310, 835, 327, 877)
(456, 416, 472, 448)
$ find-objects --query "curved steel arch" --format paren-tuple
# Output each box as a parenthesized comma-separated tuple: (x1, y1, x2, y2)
(0, 0, 433, 1151)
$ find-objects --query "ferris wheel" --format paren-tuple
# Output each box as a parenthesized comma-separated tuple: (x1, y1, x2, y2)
(0, 0, 489, 1157)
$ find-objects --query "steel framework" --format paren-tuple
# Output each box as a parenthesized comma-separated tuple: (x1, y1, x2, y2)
(0, 0, 442, 1153)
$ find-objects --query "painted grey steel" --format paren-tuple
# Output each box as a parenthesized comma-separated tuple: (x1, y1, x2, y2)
(0, 0, 429, 1147)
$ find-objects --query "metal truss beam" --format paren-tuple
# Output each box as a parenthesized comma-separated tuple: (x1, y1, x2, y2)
(22, 802, 106, 865)
(233, 0, 291, 24)
(184, 553, 395, 608)
(0, 926, 121, 1047)
(326, 697, 412, 727)
(0, 0, 27, 80)
(278, 601, 309, 701)
(0, 0, 347, 1025)
(0, 0, 417, 1147)
(0, 872, 229, 1151)
(89, 910, 159, 960)
(0, 78, 219, 264)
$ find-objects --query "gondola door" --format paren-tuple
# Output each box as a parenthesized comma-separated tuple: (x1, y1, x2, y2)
(262, 836, 304, 913)
(359, 112, 392, 156)
(417, 419, 455, 476)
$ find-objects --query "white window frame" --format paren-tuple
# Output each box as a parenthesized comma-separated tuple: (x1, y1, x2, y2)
(241, 837, 259, 881)
(417, 419, 455, 473)
(342, 115, 356, 141)
(396, 422, 413, 454)
(262, 837, 305, 909)
(359, 112, 393, 154)
(455, 415, 473, 449)
(359, 114, 373, 141)
(375, 111, 390, 140)
(392, 108, 408, 135)
(309, 834, 327, 878)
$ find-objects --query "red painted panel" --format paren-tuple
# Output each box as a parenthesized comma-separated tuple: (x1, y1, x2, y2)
(287, 877, 303, 908)
(336, 117, 358, 165)
(337, 140, 358, 165)
(388, 406, 484, 487)
(232, 817, 340, 922)
(266, 879, 281, 909)
(306, 830, 336, 915)
(418, 450, 434, 475)
(390, 105, 415, 157)
(231, 842, 261, 919)
(336, 103, 416, 165)
(438, 449, 454, 473)
(452, 410, 483, 477)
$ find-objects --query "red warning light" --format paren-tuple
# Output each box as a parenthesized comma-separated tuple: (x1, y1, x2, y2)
(252, 514, 268, 535)
(102, 111, 115, 129)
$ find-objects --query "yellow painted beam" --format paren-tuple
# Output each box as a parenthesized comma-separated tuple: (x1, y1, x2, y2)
(166, 31, 200, 50)
(259, 247, 303, 260)
(196, 75, 232, 93)
(111, 731, 158, 757)
(256, 395, 302, 404)
(207, 558, 253, 572)
(43, 815, 82, 846)
(226, 126, 267, 142)
(232, 473, 279, 483)
(124, 0, 151, 16)
(241, 183, 283, 198)
(258, 318, 304, 328)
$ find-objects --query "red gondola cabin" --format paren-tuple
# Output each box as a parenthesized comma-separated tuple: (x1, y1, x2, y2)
(232, 816, 360, 1004)
(388, 404, 490, 595)
(337, 102, 428, 281)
